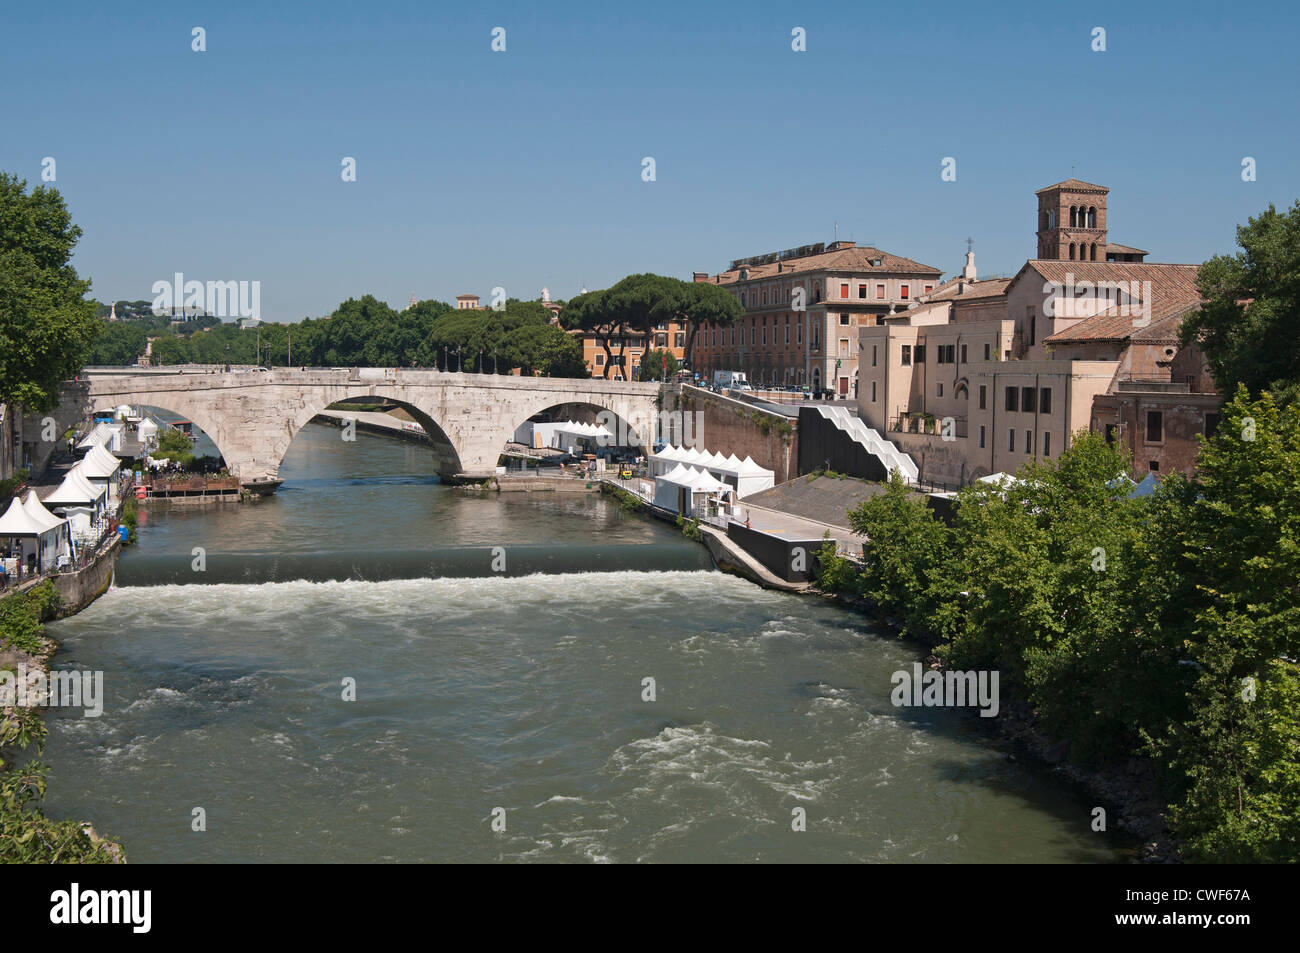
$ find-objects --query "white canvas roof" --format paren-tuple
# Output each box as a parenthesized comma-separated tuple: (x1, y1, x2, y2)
(44, 465, 107, 506)
(0, 496, 49, 537)
(21, 491, 67, 533)
(76, 422, 111, 450)
(80, 443, 120, 478)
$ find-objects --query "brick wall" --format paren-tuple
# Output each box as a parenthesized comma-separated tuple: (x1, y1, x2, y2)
(666, 385, 798, 483)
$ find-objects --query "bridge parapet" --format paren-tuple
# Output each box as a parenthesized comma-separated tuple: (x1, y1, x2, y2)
(45, 369, 662, 487)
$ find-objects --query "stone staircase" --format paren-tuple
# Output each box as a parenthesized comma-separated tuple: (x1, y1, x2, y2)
(808, 404, 918, 483)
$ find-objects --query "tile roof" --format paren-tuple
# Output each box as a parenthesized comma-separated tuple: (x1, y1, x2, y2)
(1104, 242, 1149, 256)
(1038, 261, 1203, 345)
(710, 244, 941, 284)
(1035, 178, 1110, 194)
(923, 277, 1011, 302)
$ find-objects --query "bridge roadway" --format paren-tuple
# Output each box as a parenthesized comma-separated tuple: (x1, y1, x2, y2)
(36, 367, 662, 489)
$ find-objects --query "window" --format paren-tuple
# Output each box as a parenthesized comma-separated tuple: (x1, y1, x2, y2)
(978, 425, 986, 449)
(1025, 430, 1032, 454)
(978, 385, 986, 410)
(871, 345, 877, 367)
(840, 283, 849, 299)
(901, 284, 910, 299)
(1104, 424, 1118, 446)
(937, 347, 947, 365)
(595, 354, 605, 366)
(1147, 410, 1163, 443)
(1006, 387, 1019, 412)
(1009, 429, 1016, 452)
(785, 322, 790, 345)
(1022, 387, 1036, 414)
(1043, 432, 1051, 456)
(858, 284, 867, 299)
(1027, 307, 1036, 347)
(1205, 412, 1219, 436)
(871, 381, 877, 402)
(984, 343, 991, 361)
(876, 284, 885, 300)
(901, 345, 912, 366)
(1150, 460, 1160, 472)
(1039, 388, 1052, 414)
(946, 344, 956, 363)
(840, 313, 850, 325)
(960, 344, 967, 363)
(750, 325, 756, 345)
(914, 345, 926, 363)
(924, 285, 933, 294)
(937, 383, 944, 397)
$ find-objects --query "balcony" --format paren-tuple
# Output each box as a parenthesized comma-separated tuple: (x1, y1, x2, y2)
(890, 412, 967, 439)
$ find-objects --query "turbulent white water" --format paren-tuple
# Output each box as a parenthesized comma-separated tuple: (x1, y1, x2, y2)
(40, 426, 1121, 862)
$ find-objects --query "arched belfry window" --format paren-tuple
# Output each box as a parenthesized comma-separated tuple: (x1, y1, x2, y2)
(1069, 206, 1076, 227)
(1090, 242, 1097, 261)
(1069, 243, 1076, 260)
(1088, 206, 1097, 228)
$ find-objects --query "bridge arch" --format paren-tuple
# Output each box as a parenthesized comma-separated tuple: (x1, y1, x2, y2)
(69, 369, 662, 487)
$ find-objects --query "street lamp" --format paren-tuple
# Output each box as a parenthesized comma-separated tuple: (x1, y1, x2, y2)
(224, 344, 230, 373)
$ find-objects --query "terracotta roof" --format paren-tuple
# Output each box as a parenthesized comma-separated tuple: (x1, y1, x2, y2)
(1035, 178, 1110, 194)
(923, 277, 1011, 302)
(1037, 261, 1203, 345)
(710, 244, 940, 284)
(1104, 242, 1149, 256)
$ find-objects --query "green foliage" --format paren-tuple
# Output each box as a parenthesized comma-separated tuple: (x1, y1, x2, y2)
(0, 173, 100, 409)
(812, 537, 858, 593)
(121, 496, 139, 544)
(0, 581, 58, 655)
(847, 471, 951, 636)
(152, 428, 195, 465)
(1181, 201, 1300, 404)
(836, 390, 1300, 860)
(87, 320, 148, 365)
(638, 349, 681, 382)
(1154, 387, 1300, 860)
(676, 515, 702, 540)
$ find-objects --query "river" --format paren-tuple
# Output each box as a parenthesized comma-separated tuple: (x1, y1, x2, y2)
(41, 423, 1120, 862)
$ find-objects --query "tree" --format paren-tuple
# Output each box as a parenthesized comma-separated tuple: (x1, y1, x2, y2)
(0, 173, 100, 409)
(502, 324, 586, 377)
(1158, 386, 1300, 860)
(637, 348, 680, 381)
(1180, 201, 1300, 404)
(152, 428, 195, 465)
(87, 321, 148, 366)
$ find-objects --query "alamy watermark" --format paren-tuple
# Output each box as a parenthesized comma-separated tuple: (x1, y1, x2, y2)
(1043, 272, 1151, 327)
(890, 662, 999, 718)
(0, 665, 104, 717)
(151, 272, 260, 320)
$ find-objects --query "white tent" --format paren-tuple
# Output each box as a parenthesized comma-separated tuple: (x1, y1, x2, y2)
(0, 493, 70, 576)
(44, 465, 108, 538)
(653, 464, 734, 515)
(977, 471, 1020, 488)
(733, 456, 776, 498)
(80, 443, 122, 502)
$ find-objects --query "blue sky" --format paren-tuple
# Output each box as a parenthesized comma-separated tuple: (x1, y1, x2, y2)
(3, 0, 1297, 320)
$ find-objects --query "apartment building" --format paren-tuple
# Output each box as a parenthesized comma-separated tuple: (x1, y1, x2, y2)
(692, 241, 941, 397)
(857, 179, 1215, 485)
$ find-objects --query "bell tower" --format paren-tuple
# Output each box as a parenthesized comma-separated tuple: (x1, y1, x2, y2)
(1036, 179, 1108, 261)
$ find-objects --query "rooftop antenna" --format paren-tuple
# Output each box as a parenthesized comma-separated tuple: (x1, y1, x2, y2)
(833, 220, 838, 242)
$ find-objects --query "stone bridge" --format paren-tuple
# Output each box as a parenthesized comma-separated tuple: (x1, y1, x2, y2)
(37, 368, 662, 487)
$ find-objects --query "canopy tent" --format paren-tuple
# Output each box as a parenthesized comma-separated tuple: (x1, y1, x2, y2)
(514, 419, 617, 452)
(0, 492, 70, 576)
(43, 465, 108, 539)
(653, 464, 734, 514)
(977, 471, 1020, 487)
(1128, 473, 1161, 498)
(77, 421, 124, 453)
(78, 443, 122, 502)
(648, 446, 774, 498)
